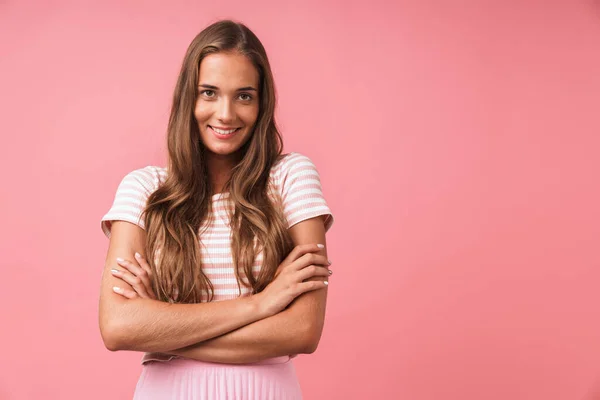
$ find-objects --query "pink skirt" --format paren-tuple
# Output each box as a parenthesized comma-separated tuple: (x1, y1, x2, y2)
(132, 357, 303, 400)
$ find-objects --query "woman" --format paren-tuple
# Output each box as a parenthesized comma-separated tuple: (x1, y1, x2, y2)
(99, 19, 335, 399)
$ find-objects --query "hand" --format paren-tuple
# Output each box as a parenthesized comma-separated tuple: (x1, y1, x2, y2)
(111, 252, 156, 300)
(254, 243, 332, 318)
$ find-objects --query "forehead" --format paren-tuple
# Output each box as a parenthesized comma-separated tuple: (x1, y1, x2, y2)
(198, 52, 259, 89)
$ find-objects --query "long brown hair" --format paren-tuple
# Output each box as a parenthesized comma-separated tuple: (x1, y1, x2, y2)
(142, 20, 294, 303)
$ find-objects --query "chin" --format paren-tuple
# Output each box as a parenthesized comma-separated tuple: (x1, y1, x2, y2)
(209, 147, 240, 156)
(203, 141, 244, 157)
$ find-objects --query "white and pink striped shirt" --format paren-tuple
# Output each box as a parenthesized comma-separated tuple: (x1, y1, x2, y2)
(100, 152, 334, 365)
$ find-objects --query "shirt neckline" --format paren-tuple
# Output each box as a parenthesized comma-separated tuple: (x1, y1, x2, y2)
(212, 192, 230, 200)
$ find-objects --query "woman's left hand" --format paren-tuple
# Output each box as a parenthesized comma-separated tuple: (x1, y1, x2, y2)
(110, 252, 156, 300)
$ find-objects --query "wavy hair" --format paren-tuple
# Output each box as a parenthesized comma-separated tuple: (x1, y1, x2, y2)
(142, 20, 294, 303)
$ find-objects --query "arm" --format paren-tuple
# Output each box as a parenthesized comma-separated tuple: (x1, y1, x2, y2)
(99, 221, 269, 353)
(164, 215, 330, 364)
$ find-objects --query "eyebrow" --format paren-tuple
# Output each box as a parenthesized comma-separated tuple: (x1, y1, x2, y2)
(198, 84, 257, 91)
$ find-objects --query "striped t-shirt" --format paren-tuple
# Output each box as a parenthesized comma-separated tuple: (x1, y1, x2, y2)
(100, 152, 334, 365)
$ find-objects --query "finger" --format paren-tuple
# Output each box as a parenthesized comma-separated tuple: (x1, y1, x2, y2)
(295, 280, 329, 296)
(308, 254, 331, 267)
(284, 244, 326, 265)
(297, 265, 332, 281)
(291, 253, 330, 272)
(112, 286, 138, 299)
(116, 257, 147, 278)
(116, 258, 153, 293)
(111, 268, 153, 299)
(277, 244, 326, 278)
(134, 252, 153, 278)
(130, 254, 157, 300)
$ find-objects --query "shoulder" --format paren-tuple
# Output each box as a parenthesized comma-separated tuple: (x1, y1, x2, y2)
(269, 151, 327, 197)
(101, 165, 167, 238)
(118, 165, 167, 194)
(273, 151, 314, 168)
(269, 152, 334, 231)
(270, 151, 319, 181)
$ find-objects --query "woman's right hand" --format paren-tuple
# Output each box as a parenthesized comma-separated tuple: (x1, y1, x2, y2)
(254, 244, 332, 317)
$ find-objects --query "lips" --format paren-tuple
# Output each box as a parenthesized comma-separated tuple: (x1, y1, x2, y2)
(208, 125, 240, 139)
(209, 125, 240, 134)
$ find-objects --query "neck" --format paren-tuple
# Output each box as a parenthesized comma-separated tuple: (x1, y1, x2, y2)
(205, 151, 242, 194)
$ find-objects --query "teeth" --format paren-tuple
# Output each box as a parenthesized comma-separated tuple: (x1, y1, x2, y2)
(212, 126, 238, 135)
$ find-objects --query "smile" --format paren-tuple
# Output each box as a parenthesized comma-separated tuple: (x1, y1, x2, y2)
(208, 125, 241, 139)
(209, 126, 240, 135)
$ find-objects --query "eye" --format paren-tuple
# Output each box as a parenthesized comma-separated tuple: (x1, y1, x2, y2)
(238, 93, 253, 101)
(200, 90, 215, 98)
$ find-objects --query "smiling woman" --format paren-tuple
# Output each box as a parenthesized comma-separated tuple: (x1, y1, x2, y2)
(194, 51, 260, 163)
(99, 19, 335, 400)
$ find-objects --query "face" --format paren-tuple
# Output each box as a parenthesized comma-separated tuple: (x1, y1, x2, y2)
(194, 51, 260, 161)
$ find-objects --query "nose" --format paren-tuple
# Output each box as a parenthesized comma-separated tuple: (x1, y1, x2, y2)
(217, 98, 234, 123)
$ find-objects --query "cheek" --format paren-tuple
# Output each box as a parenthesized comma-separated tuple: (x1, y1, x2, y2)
(194, 102, 211, 123)
(241, 105, 259, 125)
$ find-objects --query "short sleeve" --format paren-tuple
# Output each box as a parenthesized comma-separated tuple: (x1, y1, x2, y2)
(100, 166, 163, 239)
(278, 152, 334, 232)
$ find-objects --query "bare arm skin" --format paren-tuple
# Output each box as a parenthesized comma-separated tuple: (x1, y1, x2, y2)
(99, 220, 270, 353)
(164, 215, 330, 363)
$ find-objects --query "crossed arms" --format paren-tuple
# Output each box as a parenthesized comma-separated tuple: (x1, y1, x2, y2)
(99, 216, 330, 364)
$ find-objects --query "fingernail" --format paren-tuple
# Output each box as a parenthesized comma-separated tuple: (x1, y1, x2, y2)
(113, 287, 123, 293)
(328, 259, 332, 265)
(116, 257, 124, 262)
(328, 270, 333, 275)
(135, 252, 141, 259)
(111, 269, 119, 274)
(323, 281, 329, 285)
(317, 244, 325, 249)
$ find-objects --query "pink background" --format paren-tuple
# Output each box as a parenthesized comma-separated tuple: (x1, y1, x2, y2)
(1, 1, 599, 399)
